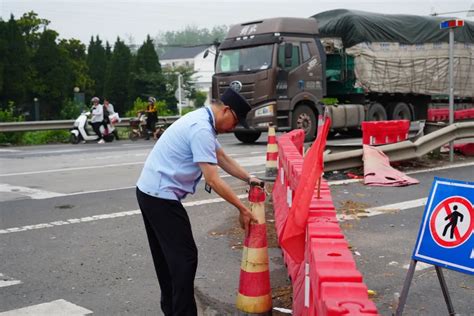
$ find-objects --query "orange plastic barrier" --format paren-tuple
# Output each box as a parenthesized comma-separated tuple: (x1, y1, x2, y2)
(362, 120, 409, 145)
(272, 125, 379, 316)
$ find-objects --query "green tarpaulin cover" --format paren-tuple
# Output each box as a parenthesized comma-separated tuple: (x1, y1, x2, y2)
(312, 9, 474, 47)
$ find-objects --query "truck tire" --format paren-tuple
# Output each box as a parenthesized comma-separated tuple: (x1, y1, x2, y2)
(367, 102, 387, 121)
(234, 131, 262, 143)
(389, 102, 412, 120)
(292, 104, 317, 142)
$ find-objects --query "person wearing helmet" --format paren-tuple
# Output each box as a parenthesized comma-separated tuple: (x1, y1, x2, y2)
(145, 97, 158, 140)
(90, 97, 105, 144)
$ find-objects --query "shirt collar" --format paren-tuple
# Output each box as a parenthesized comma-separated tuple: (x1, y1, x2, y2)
(205, 106, 217, 135)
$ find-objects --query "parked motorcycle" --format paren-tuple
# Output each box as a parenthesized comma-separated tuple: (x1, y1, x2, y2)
(128, 111, 165, 141)
(70, 111, 116, 144)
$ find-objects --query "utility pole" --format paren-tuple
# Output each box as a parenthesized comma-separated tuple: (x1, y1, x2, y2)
(440, 19, 464, 162)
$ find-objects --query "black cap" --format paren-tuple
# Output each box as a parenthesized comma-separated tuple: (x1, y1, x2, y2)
(220, 88, 251, 128)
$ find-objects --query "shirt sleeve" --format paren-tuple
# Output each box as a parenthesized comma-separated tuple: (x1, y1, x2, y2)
(190, 128, 218, 164)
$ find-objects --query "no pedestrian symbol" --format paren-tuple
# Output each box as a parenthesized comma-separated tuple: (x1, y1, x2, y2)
(413, 177, 474, 275)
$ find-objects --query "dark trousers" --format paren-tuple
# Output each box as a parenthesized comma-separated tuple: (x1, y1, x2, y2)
(146, 114, 157, 133)
(91, 122, 103, 139)
(136, 188, 198, 316)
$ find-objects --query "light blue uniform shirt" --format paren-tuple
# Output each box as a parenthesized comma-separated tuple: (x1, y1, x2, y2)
(137, 106, 221, 201)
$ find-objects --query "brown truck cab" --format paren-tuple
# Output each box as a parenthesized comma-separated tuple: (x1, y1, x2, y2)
(212, 17, 326, 143)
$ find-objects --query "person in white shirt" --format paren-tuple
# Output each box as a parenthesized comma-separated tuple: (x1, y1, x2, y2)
(90, 97, 105, 144)
(103, 98, 120, 140)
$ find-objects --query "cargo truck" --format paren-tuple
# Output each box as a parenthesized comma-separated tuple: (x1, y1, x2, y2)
(210, 9, 474, 143)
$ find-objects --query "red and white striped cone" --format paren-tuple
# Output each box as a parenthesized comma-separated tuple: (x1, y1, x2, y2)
(261, 125, 278, 182)
(236, 185, 272, 315)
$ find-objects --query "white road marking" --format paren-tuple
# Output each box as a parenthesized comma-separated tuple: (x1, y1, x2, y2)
(0, 169, 266, 200)
(0, 154, 267, 177)
(337, 198, 428, 221)
(328, 161, 474, 186)
(1, 149, 84, 156)
(0, 299, 92, 316)
(0, 149, 20, 153)
(0, 273, 22, 288)
(273, 307, 292, 314)
(0, 162, 143, 177)
(0, 194, 248, 235)
(0, 184, 65, 199)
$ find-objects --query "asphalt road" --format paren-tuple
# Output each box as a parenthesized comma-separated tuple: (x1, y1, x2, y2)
(1, 133, 473, 315)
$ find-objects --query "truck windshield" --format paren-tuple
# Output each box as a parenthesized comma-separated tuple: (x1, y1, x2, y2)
(216, 45, 273, 73)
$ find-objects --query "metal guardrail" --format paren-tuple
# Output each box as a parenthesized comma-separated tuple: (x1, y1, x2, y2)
(0, 116, 180, 132)
(324, 121, 474, 171)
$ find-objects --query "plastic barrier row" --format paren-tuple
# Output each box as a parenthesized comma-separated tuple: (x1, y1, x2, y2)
(427, 108, 474, 122)
(273, 129, 379, 316)
(361, 120, 410, 145)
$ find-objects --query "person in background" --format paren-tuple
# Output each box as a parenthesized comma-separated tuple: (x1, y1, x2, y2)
(90, 97, 105, 144)
(103, 98, 120, 140)
(136, 88, 262, 315)
(145, 97, 158, 140)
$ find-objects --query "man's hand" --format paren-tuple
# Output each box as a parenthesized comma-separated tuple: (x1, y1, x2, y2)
(248, 176, 264, 188)
(239, 207, 258, 237)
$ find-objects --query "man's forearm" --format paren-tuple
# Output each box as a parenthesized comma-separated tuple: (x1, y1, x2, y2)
(217, 152, 251, 183)
(206, 174, 247, 212)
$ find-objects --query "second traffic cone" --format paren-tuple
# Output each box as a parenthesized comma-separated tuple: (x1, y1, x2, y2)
(236, 185, 272, 315)
(263, 124, 278, 181)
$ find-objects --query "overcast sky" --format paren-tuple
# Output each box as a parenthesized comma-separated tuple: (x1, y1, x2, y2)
(1, 0, 473, 45)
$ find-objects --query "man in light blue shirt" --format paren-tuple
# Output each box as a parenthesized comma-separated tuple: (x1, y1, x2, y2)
(136, 88, 261, 315)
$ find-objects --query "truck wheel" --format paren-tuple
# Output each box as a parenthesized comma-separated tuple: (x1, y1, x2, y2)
(234, 131, 262, 143)
(292, 104, 317, 142)
(367, 102, 387, 121)
(389, 102, 412, 120)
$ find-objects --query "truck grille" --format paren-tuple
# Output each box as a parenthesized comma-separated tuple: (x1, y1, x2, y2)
(218, 83, 255, 105)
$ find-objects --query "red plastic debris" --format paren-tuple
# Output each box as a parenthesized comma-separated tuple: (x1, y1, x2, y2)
(363, 145, 419, 186)
(454, 143, 474, 156)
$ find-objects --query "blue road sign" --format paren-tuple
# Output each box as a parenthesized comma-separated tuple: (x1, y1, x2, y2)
(413, 177, 474, 275)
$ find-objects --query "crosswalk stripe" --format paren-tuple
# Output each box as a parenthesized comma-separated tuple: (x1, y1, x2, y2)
(0, 194, 248, 235)
(0, 273, 22, 288)
(0, 299, 92, 315)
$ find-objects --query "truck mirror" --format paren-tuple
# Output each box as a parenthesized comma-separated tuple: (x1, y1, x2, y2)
(203, 49, 209, 59)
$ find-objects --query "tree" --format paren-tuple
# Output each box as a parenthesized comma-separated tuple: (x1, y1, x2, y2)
(0, 21, 6, 99)
(1, 15, 30, 109)
(17, 11, 50, 54)
(162, 65, 196, 113)
(59, 38, 93, 94)
(135, 35, 161, 73)
(129, 35, 165, 101)
(155, 25, 228, 48)
(86, 36, 106, 98)
(32, 29, 73, 119)
(104, 37, 132, 114)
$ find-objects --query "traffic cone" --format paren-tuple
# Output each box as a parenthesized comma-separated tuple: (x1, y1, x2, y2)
(236, 185, 272, 315)
(262, 124, 278, 182)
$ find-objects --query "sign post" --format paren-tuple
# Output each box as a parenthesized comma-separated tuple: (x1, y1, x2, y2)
(396, 177, 474, 315)
(440, 19, 464, 162)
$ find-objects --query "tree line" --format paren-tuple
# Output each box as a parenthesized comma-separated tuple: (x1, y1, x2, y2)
(0, 12, 227, 121)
